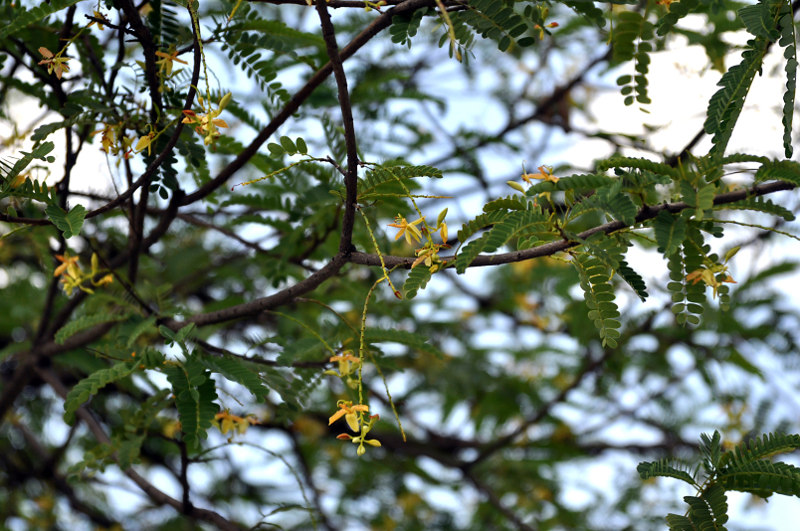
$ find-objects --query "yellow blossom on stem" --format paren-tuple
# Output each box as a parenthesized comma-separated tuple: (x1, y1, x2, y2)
(214, 410, 260, 440)
(325, 351, 361, 377)
(363, 0, 386, 11)
(388, 214, 425, 245)
(686, 267, 736, 298)
(336, 414, 381, 456)
(412, 242, 446, 271)
(54, 252, 80, 279)
(182, 92, 232, 145)
(135, 130, 156, 156)
(91, 122, 124, 154)
(438, 220, 448, 244)
(522, 165, 558, 184)
(38, 47, 70, 80)
(328, 400, 369, 432)
(87, 10, 110, 30)
(155, 47, 188, 77)
(53, 252, 114, 296)
(54, 252, 83, 296)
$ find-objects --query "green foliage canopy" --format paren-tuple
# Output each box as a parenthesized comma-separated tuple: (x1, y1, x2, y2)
(1, 0, 800, 529)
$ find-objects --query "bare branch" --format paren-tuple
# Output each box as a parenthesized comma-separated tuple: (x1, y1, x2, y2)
(316, 0, 360, 252)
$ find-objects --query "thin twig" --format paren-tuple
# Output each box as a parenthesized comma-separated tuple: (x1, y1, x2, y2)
(36, 368, 242, 531)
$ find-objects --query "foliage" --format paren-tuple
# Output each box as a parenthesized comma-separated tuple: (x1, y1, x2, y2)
(639, 431, 800, 529)
(1, 0, 799, 529)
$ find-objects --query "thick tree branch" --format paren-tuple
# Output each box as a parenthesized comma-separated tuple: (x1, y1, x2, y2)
(163, 251, 350, 328)
(316, 0, 360, 253)
(349, 180, 797, 269)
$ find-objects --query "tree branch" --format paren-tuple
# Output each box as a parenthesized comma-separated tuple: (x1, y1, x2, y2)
(316, 0, 360, 253)
(36, 368, 243, 531)
(349, 180, 797, 269)
(180, 0, 440, 206)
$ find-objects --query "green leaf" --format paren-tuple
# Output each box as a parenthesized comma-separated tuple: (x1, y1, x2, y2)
(64, 362, 138, 424)
(55, 313, 127, 345)
(164, 359, 218, 451)
(279, 136, 297, 154)
(403, 265, 433, 299)
(722, 197, 794, 221)
(755, 159, 800, 184)
(125, 316, 159, 349)
(525, 174, 613, 195)
(654, 210, 686, 256)
(704, 37, 768, 159)
(778, 7, 796, 157)
(574, 254, 622, 348)
(455, 232, 491, 274)
(363, 328, 444, 358)
(296, 137, 308, 155)
(1, 142, 55, 184)
(0, 0, 85, 39)
(637, 459, 696, 485)
(197, 355, 270, 402)
(45, 204, 87, 239)
(267, 142, 285, 157)
(739, 1, 779, 40)
(617, 258, 648, 301)
(359, 163, 443, 196)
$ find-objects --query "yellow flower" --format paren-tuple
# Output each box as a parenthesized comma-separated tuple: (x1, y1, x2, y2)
(87, 10, 110, 30)
(91, 123, 126, 155)
(135, 131, 155, 156)
(38, 47, 71, 80)
(327, 352, 361, 377)
(54, 252, 80, 278)
(54, 252, 84, 296)
(336, 413, 381, 456)
(328, 401, 369, 432)
(522, 165, 558, 184)
(155, 48, 188, 77)
(388, 214, 425, 245)
(53, 252, 114, 296)
(214, 410, 260, 440)
(411, 242, 446, 271)
(686, 267, 736, 298)
(182, 92, 232, 145)
(438, 221, 448, 244)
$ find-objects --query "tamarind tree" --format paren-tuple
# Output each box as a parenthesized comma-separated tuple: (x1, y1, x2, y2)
(2, 0, 800, 529)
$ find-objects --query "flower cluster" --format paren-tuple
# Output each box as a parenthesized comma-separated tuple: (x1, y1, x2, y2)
(91, 122, 141, 160)
(53, 252, 113, 296)
(324, 351, 361, 389)
(507, 164, 558, 200)
(686, 246, 739, 298)
(182, 92, 232, 146)
(155, 47, 188, 78)
(522, 165, 558, 184)
(38, 47, 71, 80)
(214, 410, 261, 441)
(329, 401, 381, 456)
(388, 208, 449, 272)
(686, 266, 736, 298)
